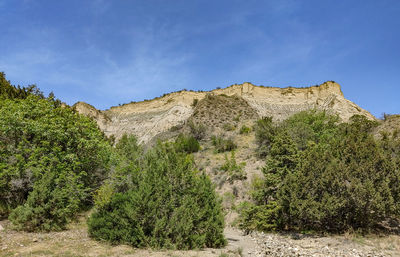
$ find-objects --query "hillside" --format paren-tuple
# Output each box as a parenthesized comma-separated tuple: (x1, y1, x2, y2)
(2, 76, 400, 257)
(375, 114, 400, 137)
(74, 81, 375, 143)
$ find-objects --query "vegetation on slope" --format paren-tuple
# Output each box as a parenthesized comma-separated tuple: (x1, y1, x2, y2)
(0, 72, 45, 100)
(240, 111, 400, 233)
(188, 94, 258, 136)
(2, 70, 400, 253)
(88, 134, 226, 249)
(0, 73, 226, 249)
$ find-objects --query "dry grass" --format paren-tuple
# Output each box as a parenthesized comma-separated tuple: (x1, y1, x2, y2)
(0, 215, 226, 257)
(189, 94, 258, 131)
(374, 114, 400, 138)
(343, 232, 400, 254)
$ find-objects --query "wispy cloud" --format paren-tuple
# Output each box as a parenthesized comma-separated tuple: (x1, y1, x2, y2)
(0, 0, 333, 106)
(0, 0, 398, 116)
(1, 12, 194, 109)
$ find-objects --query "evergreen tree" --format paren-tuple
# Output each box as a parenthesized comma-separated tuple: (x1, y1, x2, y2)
(241, 111, 400, 233)
(88, 138, 226, 249)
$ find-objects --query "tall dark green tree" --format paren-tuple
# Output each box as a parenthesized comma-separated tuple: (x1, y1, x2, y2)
(254, 116, 277, 157)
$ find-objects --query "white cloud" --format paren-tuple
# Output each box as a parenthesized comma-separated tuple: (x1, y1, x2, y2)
(92, 24, 194, 101)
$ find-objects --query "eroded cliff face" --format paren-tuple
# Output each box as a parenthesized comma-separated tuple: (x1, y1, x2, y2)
(74, 81, 375, 143)
(73, 101, 110, 132)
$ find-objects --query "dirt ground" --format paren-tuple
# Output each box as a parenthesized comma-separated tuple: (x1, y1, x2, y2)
(1, 214, 400, 257)
(0, 215, 247, 257)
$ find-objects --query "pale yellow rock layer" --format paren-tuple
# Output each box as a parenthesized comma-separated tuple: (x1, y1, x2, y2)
(74, 81, 375, 143)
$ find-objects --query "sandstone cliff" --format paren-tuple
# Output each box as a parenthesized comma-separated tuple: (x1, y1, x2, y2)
(74, 81, 375, 143)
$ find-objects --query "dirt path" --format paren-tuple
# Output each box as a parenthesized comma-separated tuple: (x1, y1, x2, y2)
(224, 227, 258, 257)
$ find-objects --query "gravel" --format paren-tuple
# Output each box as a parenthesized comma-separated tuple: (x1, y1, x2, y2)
(241, 231, 396, 257)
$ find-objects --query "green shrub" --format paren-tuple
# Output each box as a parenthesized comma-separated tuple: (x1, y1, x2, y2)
(241, 111, 400, 233)
(93, 134, 143, 205)
(262, 131, 299, 203)
(238, 201, 281, 232)
(255, 111, 339, 156)
(220, 151, 246, 182)
(191, 98, 199, 107)
(212, 135, 237, 153)
(239, 125, 251, 134)
(170, 124, 182, 132)
(254, 117, 277, 157)
(0, 92, 111, 229)
(280, 127, 398, 232)
(174, 134, 200, 153)
(282, 110, 340, 150)
(88, 141, 226, 249)
(188, 120, 206, 140)
(9, 168, 85, 231)
(116, 134, 141, 158)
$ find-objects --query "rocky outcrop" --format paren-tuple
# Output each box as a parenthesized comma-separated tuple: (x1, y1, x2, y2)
(219, 81, 373, 121)
(75, 81, 375, 143)
(73, 102, 110, 132)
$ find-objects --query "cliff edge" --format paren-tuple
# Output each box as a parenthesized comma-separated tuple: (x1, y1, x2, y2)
(75, 81, 375, 143)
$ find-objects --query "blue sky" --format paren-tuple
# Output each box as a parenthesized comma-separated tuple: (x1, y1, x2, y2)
(0, 0, 399, 117)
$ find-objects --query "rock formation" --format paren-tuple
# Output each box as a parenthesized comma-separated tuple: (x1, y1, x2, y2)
(74, 81, 375, 143)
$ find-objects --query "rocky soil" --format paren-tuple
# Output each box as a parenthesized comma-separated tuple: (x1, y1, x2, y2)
(374, 114, 400, 138)
(248, 231, 400, 257)
(2, 217, 399, 257)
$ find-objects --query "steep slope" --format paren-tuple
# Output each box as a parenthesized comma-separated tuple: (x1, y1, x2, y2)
(73, 101, 110, 131)
(75, 81, 375, 143)
(374, 114, 400, 138)
(189, 94, 259, 130)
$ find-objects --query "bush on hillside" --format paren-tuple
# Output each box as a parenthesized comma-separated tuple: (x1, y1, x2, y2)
(220, 151, 246, 182)
(174, 134, 200, 153)
(239, 125, 251, 134)
(188, 120, 206, 140)
(254, 117, 277, 157)
(191, 98, 199, 107)
(212, 135, 237, 153)
(240, 111, 400, 233)
(88, 138, 226, 249)
(281, 110, 340, 150)
(255, 111, 339, 156)
(0, 92, 111, 230)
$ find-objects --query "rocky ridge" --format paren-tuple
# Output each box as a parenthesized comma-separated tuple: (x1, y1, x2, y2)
(74, 81, 375, 143)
